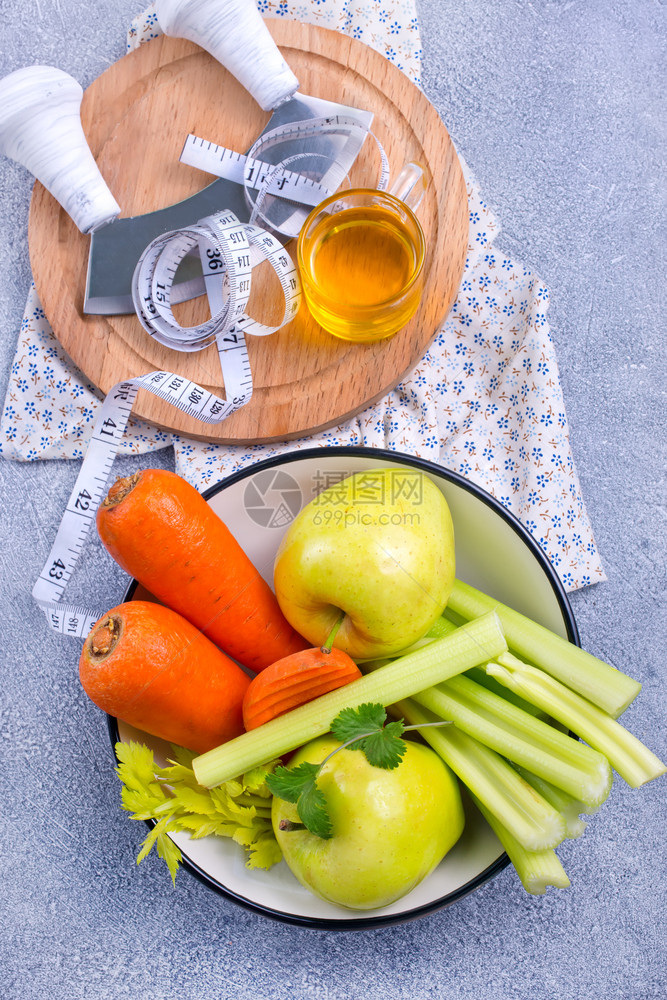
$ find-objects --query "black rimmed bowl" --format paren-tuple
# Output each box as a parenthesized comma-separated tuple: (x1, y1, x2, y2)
(109, 446, 579, 929)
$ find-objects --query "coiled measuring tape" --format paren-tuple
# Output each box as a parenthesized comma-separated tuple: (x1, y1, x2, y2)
(132, 209, 300, 349)
(180, 135, 334, 212)
(33, 119, 391, 638)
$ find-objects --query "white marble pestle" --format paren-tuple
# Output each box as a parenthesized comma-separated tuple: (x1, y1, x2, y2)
(155, 0, 299, 111)
(0, 65, 120, 234)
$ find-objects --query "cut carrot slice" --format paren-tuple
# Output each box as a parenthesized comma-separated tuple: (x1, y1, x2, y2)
(242, 646, 362, 730)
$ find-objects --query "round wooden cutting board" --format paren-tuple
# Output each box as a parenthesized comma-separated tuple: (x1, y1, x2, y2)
(28, 21, 468, 444)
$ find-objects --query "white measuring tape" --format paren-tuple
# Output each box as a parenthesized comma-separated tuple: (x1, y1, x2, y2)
(180, 135, 333, 210)
(132, 210, 300, 350)
(33, 119, 391, 638)
(31, 370, 244, 638)
(181, 115, 391, 237)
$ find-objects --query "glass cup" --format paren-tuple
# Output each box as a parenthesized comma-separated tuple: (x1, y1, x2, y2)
(296, 167, 426, 343)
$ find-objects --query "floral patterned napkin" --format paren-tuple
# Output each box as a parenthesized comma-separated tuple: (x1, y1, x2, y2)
(0, 0, 605, 591)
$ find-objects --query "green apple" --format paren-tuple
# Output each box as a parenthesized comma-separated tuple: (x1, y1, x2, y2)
(272, 735, 464, 910)
(273, 467, 455, 659)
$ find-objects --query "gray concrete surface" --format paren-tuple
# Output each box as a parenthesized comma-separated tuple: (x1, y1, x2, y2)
(0, 2, 665, 998)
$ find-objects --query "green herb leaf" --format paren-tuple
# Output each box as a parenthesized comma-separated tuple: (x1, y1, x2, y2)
(331, 702, 388, 742)
(246, 832, 284, 871)
(114, 741, 282, 881)
(266, 761, 333, 839)
(265, 761, 320, 803)
(297, 779, 333, 840)
(154, 824, 183, 886)
(361, 720, 407, 769)
(331, 703, 407, 768)
(242, 760, 281, 795)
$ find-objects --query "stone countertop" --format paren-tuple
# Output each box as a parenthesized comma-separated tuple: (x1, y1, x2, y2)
(0, 2, 665, 998)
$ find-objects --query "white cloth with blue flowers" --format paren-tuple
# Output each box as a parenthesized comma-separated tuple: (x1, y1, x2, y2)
(0, 0, 605, 592)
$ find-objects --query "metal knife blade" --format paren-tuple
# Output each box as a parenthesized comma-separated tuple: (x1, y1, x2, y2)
(84, 176, 248, 315)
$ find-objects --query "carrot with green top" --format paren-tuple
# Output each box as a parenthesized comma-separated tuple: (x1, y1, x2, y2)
(96, 469, 307, 673)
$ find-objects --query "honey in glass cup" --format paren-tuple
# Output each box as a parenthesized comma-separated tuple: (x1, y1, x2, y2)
(296, 186, 426, 342)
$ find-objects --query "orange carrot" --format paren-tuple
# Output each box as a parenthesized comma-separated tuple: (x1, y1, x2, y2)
(242, 646, 362, 730)
(79, 600, 251, 753)
(96, 469, 307, 673)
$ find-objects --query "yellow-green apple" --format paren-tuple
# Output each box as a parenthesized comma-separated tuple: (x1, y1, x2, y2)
(272, 735, 464, 910)
(273, 468, 455, 658)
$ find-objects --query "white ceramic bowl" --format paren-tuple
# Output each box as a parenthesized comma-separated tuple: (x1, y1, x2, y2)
(110, 447, 578, 929)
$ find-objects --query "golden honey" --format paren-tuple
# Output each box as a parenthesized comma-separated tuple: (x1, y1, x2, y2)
(297, 190, 425, 342)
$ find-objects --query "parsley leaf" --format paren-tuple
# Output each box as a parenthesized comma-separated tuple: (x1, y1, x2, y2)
(360, 720, 407, 769)
(331, 702, 407, 769)
(331, 703, 389, 742)
(265, 761, 333, 840)
(265, 762, 320, 803)
(297, 779, 333, 840)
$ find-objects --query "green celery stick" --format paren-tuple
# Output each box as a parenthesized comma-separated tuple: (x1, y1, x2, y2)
(471, 794, 571, 895)
(447, 578, 641, 718)
(512, 765, 590, 839)
(394, 699, 567, 851)
(489, 653, 667, 788)
(193, 612, 507, 788)
(412, 674, 612, 808)
(465, 665, 548, 719)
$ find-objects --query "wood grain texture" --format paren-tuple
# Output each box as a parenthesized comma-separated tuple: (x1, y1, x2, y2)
(27, 21, 467, 444)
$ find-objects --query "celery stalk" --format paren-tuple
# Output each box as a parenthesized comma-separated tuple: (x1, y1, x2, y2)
(489, 653, 667, 788)
(447, 578, 641, 718)
(512, 765, 590, 838)
(192, 612, 507, 788)
(465, 665, 548, 719)
(411, 675, 612, 808)
(393, 699, 567, 851)
(471, 794, 571, 895)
